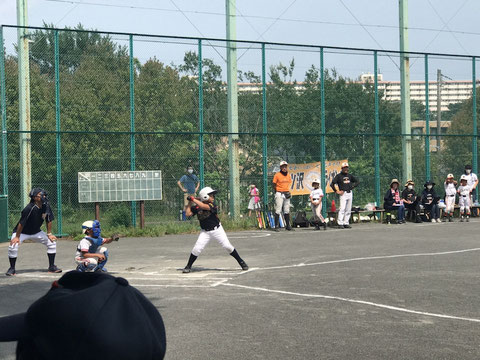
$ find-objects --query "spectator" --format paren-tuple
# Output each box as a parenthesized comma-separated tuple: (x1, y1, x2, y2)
(177, 166, 200, 210)
(383, 179, 406, 224)
(421, 180, 440, 222)
(0, 271, 166, 359)
(330, 162, 359, 229)
(402, 179, 422, 223)
(247, 184, 261, 217)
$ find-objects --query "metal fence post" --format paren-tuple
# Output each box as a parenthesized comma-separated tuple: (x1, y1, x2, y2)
(262, 43, 268, 210)
(320, 47, 326, 217)
(473, 57, 478, 203)
(54, 30, 63, 235)
(0, 26, 8, 197)
(129, 34, 136, 227)
(374, 51, 380, 207)
(425, 54, 430, 180)
(198, 39, 204, 188)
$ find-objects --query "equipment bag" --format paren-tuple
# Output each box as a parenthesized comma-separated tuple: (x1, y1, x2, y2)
(293, 211, 309, 228)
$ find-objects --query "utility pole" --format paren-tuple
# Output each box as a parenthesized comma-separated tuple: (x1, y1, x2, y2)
(226, 0, 240, 218)
(17, 0, 31, 206)
(436, 69, 442, 151)
(399, 0, 412, 183)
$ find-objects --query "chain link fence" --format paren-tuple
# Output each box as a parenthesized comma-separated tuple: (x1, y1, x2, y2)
(1, 25, 479, 234)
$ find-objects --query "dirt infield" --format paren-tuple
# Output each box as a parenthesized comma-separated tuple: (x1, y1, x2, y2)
(1, 221, 480, 359)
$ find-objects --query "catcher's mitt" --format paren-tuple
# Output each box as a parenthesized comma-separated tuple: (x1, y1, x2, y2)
(111, 234, 120, 242)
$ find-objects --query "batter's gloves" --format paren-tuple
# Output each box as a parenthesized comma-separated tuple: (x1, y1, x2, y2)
(187, 196, 195, 202)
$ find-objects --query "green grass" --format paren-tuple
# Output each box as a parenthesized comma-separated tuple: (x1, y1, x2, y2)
(65, 214, 259, 241)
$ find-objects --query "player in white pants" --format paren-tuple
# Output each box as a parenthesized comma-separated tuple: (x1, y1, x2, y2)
(75, 220, 117, 272)
(310, 178, 326, 230)
(443, 174, 457, 222)
(182, 187, 248, 273)
(6, 188, 62, 276)
(458, 175, 471, 222)
(330, 162, 359, 229)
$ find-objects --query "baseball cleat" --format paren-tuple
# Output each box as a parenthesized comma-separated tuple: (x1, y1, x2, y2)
(48, 265, 62, 273)
(239, 261, 249, 271)
(182, 267, 191, 274)
(343, 224, 352, 229)
(5, 267, 16, 276)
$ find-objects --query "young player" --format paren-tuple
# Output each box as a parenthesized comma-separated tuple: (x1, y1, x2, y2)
(75, 220, 118, 272)
(309, 178, 326, 230)
(247, 184, 261, 218)
(443, 174, 457, 222)
(458, 175, 471, 222)
(182, 187, 248, 273)
(6, 188, 62, 276)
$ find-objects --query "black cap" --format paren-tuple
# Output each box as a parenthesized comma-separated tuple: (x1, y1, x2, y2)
(424, 180, 435, 187)
(0, 271, 166, 360)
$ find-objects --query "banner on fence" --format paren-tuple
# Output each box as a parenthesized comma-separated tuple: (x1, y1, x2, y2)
(288, 160, 348, 196)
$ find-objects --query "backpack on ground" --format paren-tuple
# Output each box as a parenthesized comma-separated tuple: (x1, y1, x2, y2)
(293, 211, 309, 228)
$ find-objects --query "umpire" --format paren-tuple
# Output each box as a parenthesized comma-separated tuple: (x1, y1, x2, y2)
(330, 162, 359, 229)
(5, 188, 62, 276)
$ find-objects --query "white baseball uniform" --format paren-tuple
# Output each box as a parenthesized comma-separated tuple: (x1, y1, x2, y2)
(310, 188, 324, 221)
(458, 185, 471, 215)
(444, 182, 456, 215)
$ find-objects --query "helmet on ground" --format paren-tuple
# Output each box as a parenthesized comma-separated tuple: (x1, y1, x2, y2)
(82, 220, 101, 238)
(199, 187, 217, 201)
(460, 174, 468, 181)
(279, 161, 288, 166)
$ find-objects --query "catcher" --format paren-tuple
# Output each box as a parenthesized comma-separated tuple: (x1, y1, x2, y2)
(75, 220, 119, 273)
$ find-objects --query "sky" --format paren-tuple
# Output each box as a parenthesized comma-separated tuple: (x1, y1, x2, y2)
(1, 0, 480, 81)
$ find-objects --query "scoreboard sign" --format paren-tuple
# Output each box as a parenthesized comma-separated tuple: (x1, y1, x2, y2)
(78, 171, 162, 203)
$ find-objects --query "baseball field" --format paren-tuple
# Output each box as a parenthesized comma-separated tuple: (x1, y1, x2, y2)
(1, 220, 479, 359)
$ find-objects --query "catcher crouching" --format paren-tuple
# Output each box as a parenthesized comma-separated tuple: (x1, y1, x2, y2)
(75, 220, 119, 273)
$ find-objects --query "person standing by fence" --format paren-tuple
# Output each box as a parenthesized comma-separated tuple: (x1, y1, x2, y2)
(272, 161, 293, 231)
(247, 184, 261, 217)
(330, 162, 359, 229)
(177, 165, 200, 212)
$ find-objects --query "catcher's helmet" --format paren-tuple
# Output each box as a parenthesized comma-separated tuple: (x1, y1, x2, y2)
(199, 187, 217, 201)
(82, 220, 101, 237)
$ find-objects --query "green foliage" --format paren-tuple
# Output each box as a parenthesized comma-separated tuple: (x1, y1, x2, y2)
(4, 25, 478, 226)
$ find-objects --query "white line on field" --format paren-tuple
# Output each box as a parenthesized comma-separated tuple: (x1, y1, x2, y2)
(221, 283, 480, 323)
(241, 247, 480, 273)
(131, 284, 211, 288)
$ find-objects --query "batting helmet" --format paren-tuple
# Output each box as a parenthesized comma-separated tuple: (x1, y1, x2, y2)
(199, 187, 217, 201)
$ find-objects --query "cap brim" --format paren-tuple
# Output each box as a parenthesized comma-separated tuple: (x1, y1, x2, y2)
(0, 312, 26, 342)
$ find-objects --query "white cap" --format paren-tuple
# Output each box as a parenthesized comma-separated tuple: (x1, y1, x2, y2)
(81, 220, 94, 234)
(460, 174, 468, 181)
(279, 161, 288, 166)
(447, 173, 454, 179)
(199, 186, 217, 201)
(312, 178, 320, 184)
(341, 162, 349, 168)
